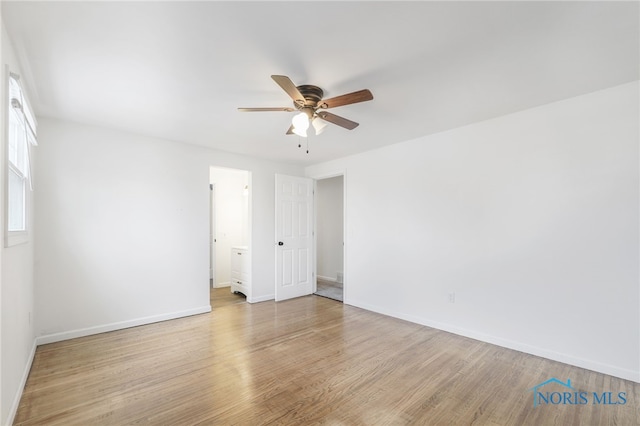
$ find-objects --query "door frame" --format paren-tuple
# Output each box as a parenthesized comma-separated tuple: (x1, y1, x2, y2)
(209, 167, 252, 298)
(309, 170, 347, 302)
(209, 183, 216, 287)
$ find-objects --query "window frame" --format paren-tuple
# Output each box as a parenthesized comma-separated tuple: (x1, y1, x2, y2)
(5, 66, 36, 247)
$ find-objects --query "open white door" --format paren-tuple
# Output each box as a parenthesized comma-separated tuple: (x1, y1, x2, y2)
(275, 174, 314, 301)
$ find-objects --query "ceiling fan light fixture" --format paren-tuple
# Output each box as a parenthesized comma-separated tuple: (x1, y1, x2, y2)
(292, 112, 309, 130)
(312, 118, 327, 135)
(292, 112, 310, 137)
(292, 125, 308, 137)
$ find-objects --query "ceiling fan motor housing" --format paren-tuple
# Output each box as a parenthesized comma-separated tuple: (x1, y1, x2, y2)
(295, 85, 324, 109)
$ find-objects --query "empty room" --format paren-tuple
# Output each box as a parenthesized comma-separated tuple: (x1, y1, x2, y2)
(1, 1, 639, 425)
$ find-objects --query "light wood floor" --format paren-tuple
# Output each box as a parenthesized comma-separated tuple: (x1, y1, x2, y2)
(15, 289, 639, 425)
(210, 284, 246, 309)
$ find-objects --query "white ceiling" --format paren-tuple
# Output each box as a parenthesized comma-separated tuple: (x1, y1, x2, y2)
(2, 1, 638, 166)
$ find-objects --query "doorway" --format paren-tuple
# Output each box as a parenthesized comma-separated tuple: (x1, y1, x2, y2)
(210, 167, 251, 301)
(314, 175, 344, 302)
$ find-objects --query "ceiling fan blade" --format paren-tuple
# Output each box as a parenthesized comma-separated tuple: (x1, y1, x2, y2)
(317, 111, 359, 130)
(271, 75, 305, 106)
(286, 125, 295, 135)
(238, 107, 295, 112)
(318, 89, 373, 109)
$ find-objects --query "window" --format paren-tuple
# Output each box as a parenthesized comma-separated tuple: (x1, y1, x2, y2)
(6, 69, 37, 246)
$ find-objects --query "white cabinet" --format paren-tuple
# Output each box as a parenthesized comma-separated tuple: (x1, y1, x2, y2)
(230, 246, 250, 296)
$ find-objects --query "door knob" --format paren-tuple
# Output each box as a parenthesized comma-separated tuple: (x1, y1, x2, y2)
(278, 241, 284, 246)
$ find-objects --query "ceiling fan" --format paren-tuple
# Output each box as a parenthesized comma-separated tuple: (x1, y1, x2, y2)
(238, 75, 373, 137)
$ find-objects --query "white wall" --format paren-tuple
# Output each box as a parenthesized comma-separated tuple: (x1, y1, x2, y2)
(1, 22, 37, 426)
(210, 167, 249, 288)
(316, 176, 343, 282)
(35, 118, 303, 343)
(307, 81, 640, 382)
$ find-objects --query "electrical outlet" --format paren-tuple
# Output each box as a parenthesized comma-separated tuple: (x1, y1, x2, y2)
(448, 293, 456, 303)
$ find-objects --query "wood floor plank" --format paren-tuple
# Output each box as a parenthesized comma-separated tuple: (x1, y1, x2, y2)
(14, 288, 640, 425)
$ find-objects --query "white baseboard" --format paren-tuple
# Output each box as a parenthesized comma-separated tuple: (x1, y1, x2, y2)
(213, 281, 230, 289)
(36, 305, 212, 346)
(5, 339, 37, 426)
(317, 275, 337, 282)
(248, 293, 274, 303)
(347, 300, 639, 383)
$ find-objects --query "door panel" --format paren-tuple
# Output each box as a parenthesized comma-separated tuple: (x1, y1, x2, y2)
(276, 174, 314, 301)
(283, 249, 293, 286)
